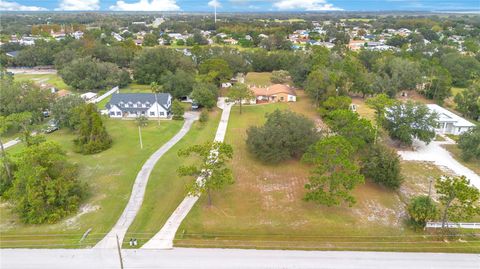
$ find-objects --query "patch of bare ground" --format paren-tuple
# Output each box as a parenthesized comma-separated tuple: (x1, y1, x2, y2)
(64, 204, 100, 229)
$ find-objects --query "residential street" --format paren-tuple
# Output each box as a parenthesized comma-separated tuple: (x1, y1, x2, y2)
(1, 248, 478, 269)
(6, 67, 57, 74)
(3, 137, 20, 149)
(95, 112, 199, 249)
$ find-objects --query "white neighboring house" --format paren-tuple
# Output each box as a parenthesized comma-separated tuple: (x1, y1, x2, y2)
(81, 92, 98, 102)
(427, 104, 475, 135)
(106, 93, 172, 119)
(112, 32, 124, 42)
(72, 31, 84, 40)
(221, 82, 232, 88)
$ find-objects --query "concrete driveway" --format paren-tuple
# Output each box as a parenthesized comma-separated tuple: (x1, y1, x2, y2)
(95, 112, 199, 248)
(142, 98, 233, 249)
(398, 138, 480, 189)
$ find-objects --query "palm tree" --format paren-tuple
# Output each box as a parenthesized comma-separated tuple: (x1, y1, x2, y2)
(150, 82, 163, 93)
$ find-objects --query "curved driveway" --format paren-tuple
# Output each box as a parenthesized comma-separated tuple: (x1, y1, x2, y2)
(142, 98, 233, 249)
(398, 138, 480, 189)
(95, 113, 198, 249)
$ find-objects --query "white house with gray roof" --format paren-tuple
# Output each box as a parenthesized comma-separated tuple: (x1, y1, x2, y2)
(106, 93, 172, 118)
(427, 104, 475, 135)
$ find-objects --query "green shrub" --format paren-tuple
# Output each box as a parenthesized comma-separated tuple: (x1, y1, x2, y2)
(458, 126, 480, 161)
(172, 100, 185, 120)
(361, 143, 403, 190)
(10, 142, 85, 224)
(407, 195, 438, 228)
(246, 109, 319, 163)
(73, 104, 112, 154)
(199, 110, 209, 123)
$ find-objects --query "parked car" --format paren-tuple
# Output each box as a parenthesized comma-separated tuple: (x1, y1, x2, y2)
(43, 119, 59, 134)
(191, 102, 199, 110)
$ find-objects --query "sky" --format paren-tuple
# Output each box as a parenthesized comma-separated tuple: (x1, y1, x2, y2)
(0, 0, 479, 12)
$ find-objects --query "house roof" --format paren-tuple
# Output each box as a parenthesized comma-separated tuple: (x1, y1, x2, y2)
(81, 92, 97, 100)
(107, 93, 171, 110)
(250, 84, 296, 97)
(6, 50, 19, 57)
(426, 104, 475, 128)
(56, 89, 70, 98)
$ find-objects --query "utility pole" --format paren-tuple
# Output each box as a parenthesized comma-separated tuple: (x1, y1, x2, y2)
(138, 125, 143, 149)
(428, 177, 433, 198)
(116, 234, 124, 269)
(154, 93, 161, 126)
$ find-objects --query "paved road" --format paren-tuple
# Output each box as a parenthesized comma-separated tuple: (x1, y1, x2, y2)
(398, 138, 480, 189)
(142, 98, 233, 249)
(3, 138, 21, 149)
(3, 131, 39, 150)
(1, 248, 478, 269)
(7, 67, 57, 74)
(95, 113, 199, 249)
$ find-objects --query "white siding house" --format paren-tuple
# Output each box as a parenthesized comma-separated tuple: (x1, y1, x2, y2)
(106, 93, 172, 119)
(427, 104, 475, 135)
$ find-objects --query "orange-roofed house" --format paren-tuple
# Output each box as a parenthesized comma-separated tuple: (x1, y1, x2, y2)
(250, 84, 297, 104)
(56, 89, 70, 98)
(348, 40, 366, 51)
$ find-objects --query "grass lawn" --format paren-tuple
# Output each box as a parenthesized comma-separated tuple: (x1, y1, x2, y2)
(451, 87, 465, 97)
(13, 73, 70, 90)
(124, 109, 221, 247)
(175, 101, 479, 253)
(352, 97, 376, 123)
(0, 119, 183, 248)
(442, 144, 480, 175)
(445, 87, 466, 110)
(245, 72, 272, 87)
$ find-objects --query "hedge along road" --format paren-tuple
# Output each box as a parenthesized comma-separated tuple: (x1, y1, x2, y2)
(94, 112, 199, 249)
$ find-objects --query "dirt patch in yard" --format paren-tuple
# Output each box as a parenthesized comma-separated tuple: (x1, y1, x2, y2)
(64, 204, 100, 229)
(354, 197, 406, 228)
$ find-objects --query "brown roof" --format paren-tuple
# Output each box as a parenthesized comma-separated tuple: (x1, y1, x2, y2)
(56, 89, 70, 98)
(250, 84, 296, 97)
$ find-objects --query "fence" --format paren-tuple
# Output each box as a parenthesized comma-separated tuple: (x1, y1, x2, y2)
(426, 222, 480, 229)
(91, 86, 119, 104)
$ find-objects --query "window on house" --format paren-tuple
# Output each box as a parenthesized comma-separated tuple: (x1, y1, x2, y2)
(150, 111, 155, 116)
(160, 112, 165, 116)
(125, 104, 129, 108)
(141, 111, 145, 115)
(133, 103, 137, 108)
(110, 112, 115, 116)
(116, 112, 121, 116)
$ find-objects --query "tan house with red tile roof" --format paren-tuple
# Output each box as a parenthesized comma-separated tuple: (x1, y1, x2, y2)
(250, 84, 297, 104)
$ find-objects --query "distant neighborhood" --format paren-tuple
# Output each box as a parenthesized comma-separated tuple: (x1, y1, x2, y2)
(0, 11, 479, 257)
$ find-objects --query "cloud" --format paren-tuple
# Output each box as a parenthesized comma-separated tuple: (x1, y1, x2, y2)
(56, 0, 100, 10)
(274, 0, 343, 11)
(208, 0, 221, 8)
(109, 0, 180, 11)
(0, 0, 47, 11)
